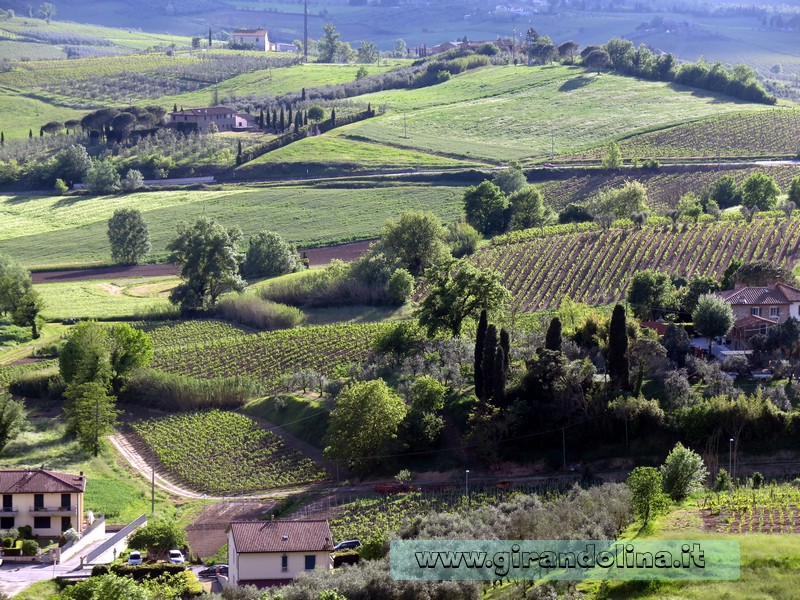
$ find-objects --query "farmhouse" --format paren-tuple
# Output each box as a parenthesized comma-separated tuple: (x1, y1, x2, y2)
(227, 519, 333, 587)
(232, 29, 269, 51)
(169, 107, 252, 132)
(0, 468, 86, 537)
(718, 282, 800, 348)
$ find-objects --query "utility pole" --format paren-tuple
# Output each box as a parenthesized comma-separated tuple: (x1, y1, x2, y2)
(151, 468, 155, 516)
(304, 0, 308, 63)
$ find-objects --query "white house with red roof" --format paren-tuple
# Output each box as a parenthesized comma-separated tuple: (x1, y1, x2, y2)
(169, 107, 252, 132)
(227, 519, 333, 588)
(0, 468, 86, 537)
(233, 28, 270, 51)
(717, 282, 800, 348)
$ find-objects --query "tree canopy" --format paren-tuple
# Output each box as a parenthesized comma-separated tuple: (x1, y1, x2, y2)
(463, 180, 509, 236)
(378, 211, 447, 276)
(108, 209, 150, 265)
(64, 382, 119, 457)
(0, 254, 32, 316)
(127, 519, 188, 561)
(692, 294, 735, 351)
(508, 186, 552, 231)
(243, 231, 300, 279)
(626, 269, 676, 320)
(741, 172, 781, 210)
(596, 180, 648, 218)
(167, 217, 246, 312)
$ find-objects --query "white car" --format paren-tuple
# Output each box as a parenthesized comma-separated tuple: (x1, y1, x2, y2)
(168, 549, 185, 564)
(128, 551, 142, 565)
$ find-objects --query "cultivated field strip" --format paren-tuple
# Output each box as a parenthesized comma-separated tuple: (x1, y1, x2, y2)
(150, 322, 389, 392)
(477, 218, 800, 311)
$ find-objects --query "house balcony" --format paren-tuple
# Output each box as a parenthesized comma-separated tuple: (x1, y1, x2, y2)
(29, 506, 78, 516)
(0, 507, 18, 516)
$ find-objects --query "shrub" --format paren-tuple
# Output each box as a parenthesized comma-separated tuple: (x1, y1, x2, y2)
(122, 169, 144, 192)
(17, 525, 32, 540)
(122, 369, 262, 411)
(54, 178, 69, 194)
(385, 269, 414, 305)
(243, 231, 300, 279)
(715, 468, 732, 492)
(8, 368, 63, 399)
(2, 537, 12, 548)
(21, 539, 38, 556)
(216, 295, 305, 330)
(752, 471, 765, 489)
(446, 220, 481, 258)
(660, 442, 708, 500)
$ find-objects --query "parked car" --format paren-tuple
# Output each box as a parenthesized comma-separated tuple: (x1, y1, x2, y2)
(333, 539, 362, 551)
(199, 564, 228, 577)
(128, 551, 142, 565)
(168, 549, 185, 564)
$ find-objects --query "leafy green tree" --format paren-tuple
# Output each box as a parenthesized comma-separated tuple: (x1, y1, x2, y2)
(127, 519, 188, 561)
(545, 316, 562, 352)
(677, 192, 703, 222)
(84, 159, 121, 194)
(492, 161, 527, 195)
(601, 141, 622, 169)
(474, 309, 487, 398)
(463, 180, 509, 236)
(356, 40, 378, 63)
(720, 258, 742, 290)
(122, 169, 144, 192)
(386, 268, 414, 305)
(584, 48, 612, 73)
(508, 186, 552, 231)
(307, 105, 325, 122)
(661, 323, 691, 367)
(710, 174, 742, 208)
(64, 382, 119, 457)
(445, 220, 481, 258)
(167, 217, 246, 312)
(334, 42, 356, 64)
(317, 23, 342, 62)
(609, 395, 664, 447)
(59, 321, 111, 386)
(53, 145, 92, 188)
(681, 275, 720, 313)
(0, 254, 32, 316)
(12, 290, 44, 339)
(660, 442, 708, 500)
(379, 211, 447, 276)
(324, 379, 407, 474)
(107, 208, 150, 265)
(0, 392, 26, 453)
(692, 294, 735, 354)
(403, 376, 446, 448)
(38, 2, 55, 23)
(789, 176, 800, 206)
(626, 269, 676, 320)
(627, 466, 670, 524)
(733, 259, 796, 287)
(108, 323, 153, 393)
(416, 259, 510, 337)
(596, 180, 648, 218)
(607, 304, 629, 390)
(243, 231, 299, 279)
(741, 172, 781, 210)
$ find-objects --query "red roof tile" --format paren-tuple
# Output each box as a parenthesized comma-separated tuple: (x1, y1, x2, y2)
(0, 469, 86, 494)
(230, 520, 333, 553)
(718, 285, 797, 305)
(171, 107, 236, 117)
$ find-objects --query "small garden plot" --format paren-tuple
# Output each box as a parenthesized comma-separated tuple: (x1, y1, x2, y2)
(135, 320, 251, 351)
(701, 484, 800, 534)
(132, 410, 327, 494)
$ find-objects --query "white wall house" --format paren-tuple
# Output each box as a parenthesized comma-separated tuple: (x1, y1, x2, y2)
(169, 107, 251, 132)
(0, 469, 86, 537)
(233, 29, 269, 51)
(228, 520, 333, 588)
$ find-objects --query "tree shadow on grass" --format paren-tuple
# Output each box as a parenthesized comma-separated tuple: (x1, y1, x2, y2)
(559, 75, 595, 92)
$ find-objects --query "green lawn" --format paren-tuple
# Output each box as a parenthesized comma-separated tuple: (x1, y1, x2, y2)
(35, 277, 177, 320)
(0, 183, 467, 268)
(341, 64, 774, 162)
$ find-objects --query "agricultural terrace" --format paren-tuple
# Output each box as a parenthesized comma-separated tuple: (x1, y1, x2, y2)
(0, 184, 465, 269)
(336, 64, 773, 163)
(571, 109, 800, 161)
(135, 320, 251, 349)
(702, 485, 800, 535)
(0, 360, 57, 387)
(131, 410, 327, 494)
(536, 165, 800, 212)
(151, 323, 389, 392)
(475, 215, 800, 311)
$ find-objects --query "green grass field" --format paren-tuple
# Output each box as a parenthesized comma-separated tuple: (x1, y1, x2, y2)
(36, 277, 176, 320)
(339, 64, 774, 163)
(0, 183, 466, 268)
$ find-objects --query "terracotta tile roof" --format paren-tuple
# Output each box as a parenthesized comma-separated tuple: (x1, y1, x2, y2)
(229, 520, 333, 553)
(0, 469, 86, 494)
(171, 107, 236, 117)
(718, 285, 798, 305)
(233, 29, 267, 35)
(733, 315, 779, 329)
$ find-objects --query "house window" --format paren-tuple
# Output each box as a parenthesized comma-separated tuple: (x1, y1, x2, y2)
(770, 307, 780, 318)
(281, 555, 288, 572)
(61, 517, 72, 532)
(61, 494, 71, 510)
(305, 555, 316, 571)
(34, 516, 51, 529)
(33, 494, 44, 510)
(0, 517, 14, 529)
(2, 495, 12, 511)
(751, 307, 762, 316)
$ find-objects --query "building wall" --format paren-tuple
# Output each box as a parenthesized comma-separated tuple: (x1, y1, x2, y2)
(0, 492, 83, 536)
(171, 113, 237, 132)
(235, 33, 268, 51)
(731, 303, 795, 322)
(229, 532, 330, 585)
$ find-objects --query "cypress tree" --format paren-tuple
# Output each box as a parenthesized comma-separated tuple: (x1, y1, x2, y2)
(39, 127, 43, 137)
(173, 103, 178, 113)
(237, 140, 242, 163)
(608, 304, 629, 390)
(259, 108, 264, 128)
(493, 347, 506, 406)
(301, 87, 306, 101)
(482, 324, 497, 402)
(1, 132, 4, 146)
(280, 107, 285, 130)
(29, 129, 32, 139)
(545, 317, 562, 352)
(331, 107, 336, 125)
(208, 27, 212, 48)
(367, 103, 372, 115)
(266, 110, 271, 128)
(288, 105, 293, 125)
(474, 309, 487, 398)
(499, 328, 510, 372)
(294, 112, 300, 133)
